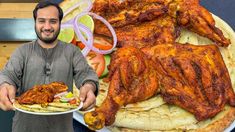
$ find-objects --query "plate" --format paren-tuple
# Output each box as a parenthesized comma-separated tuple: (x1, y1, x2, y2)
(225, 120, 235, 132)
(13, 101, 83, 116)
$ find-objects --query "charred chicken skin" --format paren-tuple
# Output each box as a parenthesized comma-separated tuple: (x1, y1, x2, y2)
(142, 44, 235, 120)
(85, 44, 235, 129)
(17, 82, 68, 105)
(84, 47, 160, 130)
(92, 0, 230, 47)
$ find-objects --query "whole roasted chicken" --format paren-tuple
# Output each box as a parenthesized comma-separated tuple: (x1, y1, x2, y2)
(84, 0, 235, 130)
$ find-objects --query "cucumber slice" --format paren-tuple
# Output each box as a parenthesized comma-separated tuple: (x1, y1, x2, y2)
(100, 54, 111, 78)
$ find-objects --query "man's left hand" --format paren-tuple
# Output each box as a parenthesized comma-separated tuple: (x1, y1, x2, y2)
(79, 82, 96, 111)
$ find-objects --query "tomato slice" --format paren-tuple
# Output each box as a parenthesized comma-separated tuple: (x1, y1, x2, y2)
(69, 99, 77, 104)
(93, 37, 113, 50)
(71, 37, 78, 46)
(72, 36, 113, 50)
(86, 51, 105, 77)
(76, 42, 85, 49)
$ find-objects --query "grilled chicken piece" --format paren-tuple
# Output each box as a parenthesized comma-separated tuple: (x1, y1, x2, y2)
(84, 44, 235, 130)
(173, 0, 230, 46)
(84, 47, 160, 130)
(95, 15, 177, 49)
(92, 0, 230, 47)
(17, 82, 68, 105)
(142, 43, 235, 120)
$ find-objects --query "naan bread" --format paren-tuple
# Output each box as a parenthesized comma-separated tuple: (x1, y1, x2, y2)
(95, 14, 235, 132)
(14, 98, 81, 113)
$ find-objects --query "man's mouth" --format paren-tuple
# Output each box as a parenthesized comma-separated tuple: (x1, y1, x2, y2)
(43, 31, 53, 36)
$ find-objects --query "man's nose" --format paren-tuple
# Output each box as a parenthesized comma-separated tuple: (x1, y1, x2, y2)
(44, 21, 52, 29)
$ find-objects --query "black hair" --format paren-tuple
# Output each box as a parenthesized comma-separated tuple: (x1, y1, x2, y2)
(33, 1, 63, 22)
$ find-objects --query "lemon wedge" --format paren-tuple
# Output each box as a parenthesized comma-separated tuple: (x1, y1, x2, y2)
(58, 27, 75, 43)
(65, 92, 74, 98)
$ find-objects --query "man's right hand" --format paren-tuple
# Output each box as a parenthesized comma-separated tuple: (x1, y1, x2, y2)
(0, 83, 16, 111)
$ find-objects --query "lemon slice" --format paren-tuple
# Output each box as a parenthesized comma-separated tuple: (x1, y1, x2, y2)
(65, 92, 74, 98)
(78, 15, 94, 32)
(58, 28, 75, 43)
(74, 15, 95, 41)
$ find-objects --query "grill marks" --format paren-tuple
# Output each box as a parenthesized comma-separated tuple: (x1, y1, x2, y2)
(145, 43, 235, 121)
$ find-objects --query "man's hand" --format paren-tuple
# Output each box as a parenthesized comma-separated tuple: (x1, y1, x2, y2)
(79, 82, 96, 111)
(0, 83, 16, 111)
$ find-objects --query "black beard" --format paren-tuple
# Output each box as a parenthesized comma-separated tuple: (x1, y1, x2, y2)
(35, 27, 60, 44)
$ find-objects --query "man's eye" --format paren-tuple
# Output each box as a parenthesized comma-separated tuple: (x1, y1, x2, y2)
(50, 20, 57, 24)
(38, 20, 45, 23)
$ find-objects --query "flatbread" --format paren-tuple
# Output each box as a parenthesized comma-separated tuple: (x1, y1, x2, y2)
(94, 14, 235, 131)
(14, 98, 81, 113)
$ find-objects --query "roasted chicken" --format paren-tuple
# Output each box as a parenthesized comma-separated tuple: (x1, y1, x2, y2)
(84, 47, 160, 130)
(83, 0, 234, 130)
(84, 44, 235, 129)
(142, 44, 235, 120)
(17, 82, 68, 105)
(92, 0, 230, 47)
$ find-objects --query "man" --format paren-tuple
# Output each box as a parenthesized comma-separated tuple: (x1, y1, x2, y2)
(0, 1, 98, 132)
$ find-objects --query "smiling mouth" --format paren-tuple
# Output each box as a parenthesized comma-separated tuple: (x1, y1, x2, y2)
(43, 31, 53, 36)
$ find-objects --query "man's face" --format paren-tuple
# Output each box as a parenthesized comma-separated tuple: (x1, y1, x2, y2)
(35, 6, 60, 44)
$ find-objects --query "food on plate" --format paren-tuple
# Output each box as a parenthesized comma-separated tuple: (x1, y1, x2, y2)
(84, 43, 235, 130)
(81, 0, 235, 131)
(58, 27, 75, 43)
(87, 16, 235, 131)
(100, 54, 111, 78)
(15, 82, 81, 113)
(92, 0, 230, 47)
(86, 51, 105, 77)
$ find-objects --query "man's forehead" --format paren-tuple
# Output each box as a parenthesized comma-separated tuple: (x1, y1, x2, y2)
(37, 17, 59, 21)
(37, 6, 59, 19)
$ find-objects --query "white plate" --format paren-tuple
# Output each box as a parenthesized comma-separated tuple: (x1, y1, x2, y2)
(13, 102, 83, 116)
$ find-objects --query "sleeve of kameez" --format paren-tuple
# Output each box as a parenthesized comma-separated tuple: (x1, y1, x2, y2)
(0, 46, 24, 88)
(73, 47, 99, 96)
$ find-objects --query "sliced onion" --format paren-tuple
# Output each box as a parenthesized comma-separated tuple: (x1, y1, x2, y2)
(71, 12, 117, 55)
(61, 0, 117, 56)
(61, 23, 73, 29)
(61, 19, 92, 56)
(60, 97, 75, 102)
(74, 14, 94, 49)
(54, 91, 68, 98)
(87, 12, 117, 54)
(81, 47, 91, 56)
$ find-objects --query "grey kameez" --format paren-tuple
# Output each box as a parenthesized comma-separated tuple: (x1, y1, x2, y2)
(0, 40, 99, 132)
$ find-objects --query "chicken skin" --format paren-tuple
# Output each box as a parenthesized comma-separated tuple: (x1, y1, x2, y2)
(84, 47, 160, 130)
(83, 0, 234, 130)
(92, 0, 230, 47)
(84, 44, 235, 130)
(173, 0, 230, 46)
(142, 43, 235, 120)
(17, 82, 68, 105)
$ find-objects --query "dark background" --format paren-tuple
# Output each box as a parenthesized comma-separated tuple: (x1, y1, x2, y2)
(0, 0, 234, 132)
(200, 0, 235, 30)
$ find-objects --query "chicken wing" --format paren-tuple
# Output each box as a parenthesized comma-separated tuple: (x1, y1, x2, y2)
(173, 0, 230, 46)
